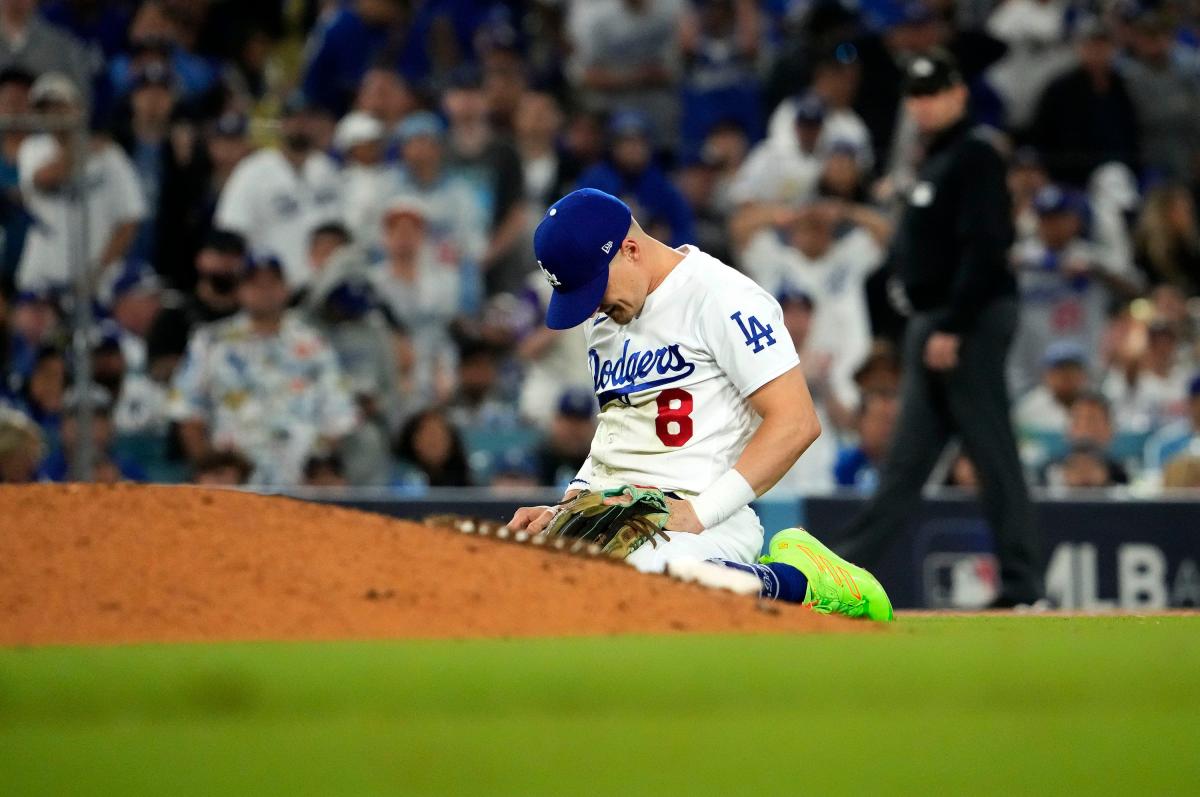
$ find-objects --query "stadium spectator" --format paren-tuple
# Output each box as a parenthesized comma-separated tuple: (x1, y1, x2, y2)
(190, 449, 253, 486)
(490, 448, 541, 492)
(308, 222, 352, 276)
(182, 230, 245, 326)
(1145, 375, 1200, 473)
(0, 0, 95, 104)
(444, 334, 515, 432)
(1121, 10, 1200, 183)
(169, 254, 357, 486)
(736, 199, 889, 415)
(1028, 18, 1139, 188)
(766, 287, 837, 494)
(0, 403, 40, 482)
(440, 67, 527, 294)
(677, 0, 764, 159)
(728, 94, 826, 212)
(765, 57, 873, 173)
(369, 196, 461, 405)
(304, 265, 399, 487)
(390, 110, 487, 304)
(1103, 318, 1193, 432)
(513, 269, 592, 432)
(3, 287, 59, 389)
(302, 452, 347, 488)
(1007, 147, 1049, 242)
(479, 32, 527, 135)
(0, 66, 32, 283)
(16, 72, 145, 293)
(1055, 441, 1120, 489)
(39, 0, 132, 61)
(567, 0, 684, 153)
(1015, 340, 1090, 436)
(577, 109, 696, 248)
(334, 110, 398, 250)
(353, 64, 418, 137)
(301, 1, 415, 116)
(514, 90, 580, 218)
(1134, 183, 1200, 297)
(107, 2, 219, 107)
(816, 140, 870, 203)
(41, 383, 145, 483)
(393, 407, 470, 487)
(1008, 185, 1140, 396)
(984, 0, 1075, 131)
(107, 263, 167, 437)
(113, 61, 182, 267)
(214, 95, 342, 287)
(535, 387, 596, 489)
(1042, 392, 1129, 487)
(834, 390, 899, 491)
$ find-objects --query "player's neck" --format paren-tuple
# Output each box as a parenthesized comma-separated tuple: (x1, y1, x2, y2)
(644, 241, 687, 296)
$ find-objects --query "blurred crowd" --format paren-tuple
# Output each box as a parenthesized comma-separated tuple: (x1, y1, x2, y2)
(0, 0, 1199, 494)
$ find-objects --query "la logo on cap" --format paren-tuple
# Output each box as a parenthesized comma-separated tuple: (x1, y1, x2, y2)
(601, 241, 613, 254)
(537, 260, 561, 288)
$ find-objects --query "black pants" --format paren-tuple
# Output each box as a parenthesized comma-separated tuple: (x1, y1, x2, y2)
(837, 298, 1043, 602)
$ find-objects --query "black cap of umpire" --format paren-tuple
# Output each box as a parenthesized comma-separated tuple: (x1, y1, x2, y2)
(902, 50, 963, 96)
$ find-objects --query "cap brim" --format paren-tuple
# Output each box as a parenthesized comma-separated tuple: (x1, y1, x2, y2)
(545, 266, 609, 330)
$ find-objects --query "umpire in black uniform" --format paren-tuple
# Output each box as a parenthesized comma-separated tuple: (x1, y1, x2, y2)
(836, 51, 1043, 607)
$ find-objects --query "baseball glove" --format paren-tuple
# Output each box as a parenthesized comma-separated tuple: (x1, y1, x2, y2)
(542, 485, 671, 559)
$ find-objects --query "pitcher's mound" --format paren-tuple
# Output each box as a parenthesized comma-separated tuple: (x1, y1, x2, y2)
(0, 484, 853, 645)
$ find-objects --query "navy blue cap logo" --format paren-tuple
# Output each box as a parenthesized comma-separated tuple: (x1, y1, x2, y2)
(537, 260, 561, 287)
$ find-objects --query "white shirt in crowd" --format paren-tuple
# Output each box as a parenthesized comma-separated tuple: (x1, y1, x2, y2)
(16, 135, 146, 291)
(741, 226, 883, 409)
(340, 161, 403, 253)
(368, 245, 463, 403)
(1008, 236, 1140, 397)
(765, 101, 875, 171)
(215, 148, 343, 286)
(1013, 384, 1071, 435)
(518, 274, 592, 430)
(727, 137, 822, 208)
(1102, 366, 1193, 433)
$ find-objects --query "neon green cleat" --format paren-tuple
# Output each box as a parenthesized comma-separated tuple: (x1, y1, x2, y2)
(760, 527, 894, 622)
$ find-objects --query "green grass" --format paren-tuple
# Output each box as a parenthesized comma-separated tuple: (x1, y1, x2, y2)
(1, 616, 1198, 796)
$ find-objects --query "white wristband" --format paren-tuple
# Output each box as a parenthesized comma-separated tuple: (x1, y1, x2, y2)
(690, 469, 756, 530)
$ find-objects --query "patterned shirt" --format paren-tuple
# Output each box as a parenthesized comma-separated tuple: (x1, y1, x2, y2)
(169, 311, 357, 485)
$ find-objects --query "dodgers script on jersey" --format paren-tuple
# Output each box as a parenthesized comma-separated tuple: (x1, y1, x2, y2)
(582, 246, 799, 496)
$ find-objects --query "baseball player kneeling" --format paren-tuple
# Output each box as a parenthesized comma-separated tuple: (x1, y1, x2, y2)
(509, 189, 892, 621)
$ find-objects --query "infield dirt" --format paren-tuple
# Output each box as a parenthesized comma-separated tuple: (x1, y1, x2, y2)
(0, 484, 850, 646)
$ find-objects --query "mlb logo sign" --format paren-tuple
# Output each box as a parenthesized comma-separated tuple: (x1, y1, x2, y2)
(923, 552, 999, 609)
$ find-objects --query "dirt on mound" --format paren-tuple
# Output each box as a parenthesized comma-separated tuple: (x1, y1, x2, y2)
(0, 484, 852, 645)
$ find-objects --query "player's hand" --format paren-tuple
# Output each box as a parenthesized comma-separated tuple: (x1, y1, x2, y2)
(508, 505, 556, 534)
(924, 332, 960, 371)
(508, 490, 581, 535)
(664, 497, 703, 533)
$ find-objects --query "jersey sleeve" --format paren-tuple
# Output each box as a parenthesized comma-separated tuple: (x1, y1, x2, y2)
(697, 273, 800, 398)
(214, 159, 258, 236)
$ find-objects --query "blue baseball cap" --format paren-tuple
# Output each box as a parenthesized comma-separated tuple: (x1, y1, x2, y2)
(557, 387, 596, 418)
(1189, 373, 1200, 399)
(1043, 339, 1088, 368)
(1033, 185, 1077, 216)
(396, 111, 446, 143)
(534, 188, 632, 330)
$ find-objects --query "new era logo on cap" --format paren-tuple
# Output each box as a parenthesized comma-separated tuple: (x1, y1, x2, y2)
(533, 188, 632, 330)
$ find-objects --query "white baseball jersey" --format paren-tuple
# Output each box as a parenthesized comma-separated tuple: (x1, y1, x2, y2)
(578, 245, 799, 497)
(215, 148, 343, 286)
